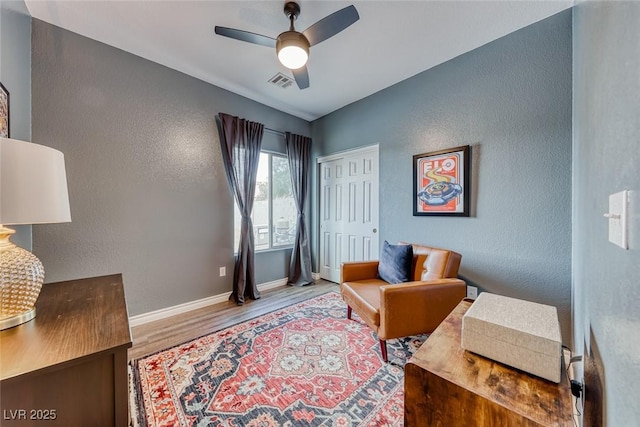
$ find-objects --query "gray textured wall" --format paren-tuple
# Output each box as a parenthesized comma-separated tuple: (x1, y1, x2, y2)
(573, 2, 640, 424)
(312, 11, 573, 342)
(30, 20, 310, 316)
(1, 1, 32, 250)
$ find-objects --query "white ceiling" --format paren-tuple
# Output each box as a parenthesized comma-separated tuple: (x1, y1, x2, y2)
(24, 1, 573, 121)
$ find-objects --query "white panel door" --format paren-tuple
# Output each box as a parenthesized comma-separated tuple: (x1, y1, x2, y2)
(319, 159, 344, 282)
(344, 150, 379, 263)
(319, 146, 379, 283)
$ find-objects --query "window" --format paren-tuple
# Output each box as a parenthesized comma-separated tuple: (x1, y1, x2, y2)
(233, 152, 297, 251)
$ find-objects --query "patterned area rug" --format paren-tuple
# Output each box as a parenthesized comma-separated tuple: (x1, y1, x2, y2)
(130, 292, 426, 427)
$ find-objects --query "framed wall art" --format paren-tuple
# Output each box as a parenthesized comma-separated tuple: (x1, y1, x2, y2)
(413, 145, 470, 216)
(0, 82, 8, 138)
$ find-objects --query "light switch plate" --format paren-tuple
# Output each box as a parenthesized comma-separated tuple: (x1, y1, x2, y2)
(607, 190, 628, 249)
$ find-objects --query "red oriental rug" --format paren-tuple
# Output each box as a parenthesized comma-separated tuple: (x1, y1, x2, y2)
(130, 292, 426, 427)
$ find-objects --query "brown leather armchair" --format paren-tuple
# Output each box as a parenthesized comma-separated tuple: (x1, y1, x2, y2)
(340, 243, 466, 362)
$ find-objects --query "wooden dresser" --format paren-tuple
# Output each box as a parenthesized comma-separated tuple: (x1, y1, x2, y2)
(0, 274, 132, 426)
(404, 299, 573, 426)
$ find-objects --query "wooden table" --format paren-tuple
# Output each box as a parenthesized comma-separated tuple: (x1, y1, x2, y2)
(0, 274, 132, 426)
(404, 299, 573, 426)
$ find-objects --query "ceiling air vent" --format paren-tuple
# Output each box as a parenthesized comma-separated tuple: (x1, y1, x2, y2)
(268, 73, 294, 89)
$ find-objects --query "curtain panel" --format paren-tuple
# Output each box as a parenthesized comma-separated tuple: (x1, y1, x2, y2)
(217, 113, 264, 304)
(285, 132, 313, 286)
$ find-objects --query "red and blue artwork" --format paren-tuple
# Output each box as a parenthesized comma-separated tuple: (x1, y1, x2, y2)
(416, 151, 464, 213)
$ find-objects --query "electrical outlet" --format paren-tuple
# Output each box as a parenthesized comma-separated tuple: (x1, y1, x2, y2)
(467, 285, 478, 299)
(219, 267, 226, 277)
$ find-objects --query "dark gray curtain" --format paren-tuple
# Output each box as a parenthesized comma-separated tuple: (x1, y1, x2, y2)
(218, 113, 264, 304)
(285, 132, 313, 286)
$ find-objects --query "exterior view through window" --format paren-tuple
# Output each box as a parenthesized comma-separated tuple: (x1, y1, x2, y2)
(234, 152, 297, 251)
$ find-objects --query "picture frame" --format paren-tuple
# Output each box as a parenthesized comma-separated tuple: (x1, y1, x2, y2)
(0, 82, 9, 138)
(413, 145, 470, 216)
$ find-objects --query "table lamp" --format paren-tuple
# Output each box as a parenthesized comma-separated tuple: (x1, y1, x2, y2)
(1, 137, 71, 330)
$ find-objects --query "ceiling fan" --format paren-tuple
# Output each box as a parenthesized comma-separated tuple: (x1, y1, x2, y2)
(215, 2, 359, 90)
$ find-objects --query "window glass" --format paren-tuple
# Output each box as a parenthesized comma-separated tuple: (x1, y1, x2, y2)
(252, 153, 270, 250)
(233, 152, 296, 252)
(272, 155, 296, 247)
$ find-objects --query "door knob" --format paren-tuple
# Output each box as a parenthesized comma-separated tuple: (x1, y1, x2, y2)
(373, 228, 377, 233)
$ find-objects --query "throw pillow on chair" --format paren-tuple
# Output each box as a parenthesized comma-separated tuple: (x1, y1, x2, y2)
(377, 241, 413, 284)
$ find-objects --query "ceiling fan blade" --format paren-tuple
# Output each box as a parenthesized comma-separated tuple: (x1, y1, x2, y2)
(292, 66, 310, 90)
(214, 26, 276, 48)
(302, 5, 359, 47)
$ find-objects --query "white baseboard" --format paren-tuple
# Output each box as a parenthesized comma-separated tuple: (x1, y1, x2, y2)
(258, 277, 289, 292)
(129, 278, 288, 327)
(312, 272, 321, 280)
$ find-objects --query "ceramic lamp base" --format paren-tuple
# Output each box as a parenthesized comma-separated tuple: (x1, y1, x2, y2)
(0, 226, 45, 330)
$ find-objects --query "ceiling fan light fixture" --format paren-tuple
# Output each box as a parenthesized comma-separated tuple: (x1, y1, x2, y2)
(215, 2, 359, 89)
(276, 31, 310, 70)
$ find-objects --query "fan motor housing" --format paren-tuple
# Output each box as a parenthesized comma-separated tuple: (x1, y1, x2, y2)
(276, 31, 310, 52)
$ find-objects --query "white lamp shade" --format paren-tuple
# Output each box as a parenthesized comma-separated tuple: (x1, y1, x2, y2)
(278, 45, 309, 70)
(1, 137, 71, 225)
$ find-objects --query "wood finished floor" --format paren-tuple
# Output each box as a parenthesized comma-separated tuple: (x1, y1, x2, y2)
(128, 280, 340, 360)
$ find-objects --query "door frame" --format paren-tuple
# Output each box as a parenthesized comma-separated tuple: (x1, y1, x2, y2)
(316, 144, 380, 281)
(316, 144, 380, 164)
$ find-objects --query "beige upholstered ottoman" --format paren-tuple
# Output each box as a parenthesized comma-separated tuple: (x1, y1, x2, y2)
(461, 292, 562, 383)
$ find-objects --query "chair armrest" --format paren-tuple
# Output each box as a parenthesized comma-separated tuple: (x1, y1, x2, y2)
(378, 278, 466, 340)
(341, 261, 380, 283)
